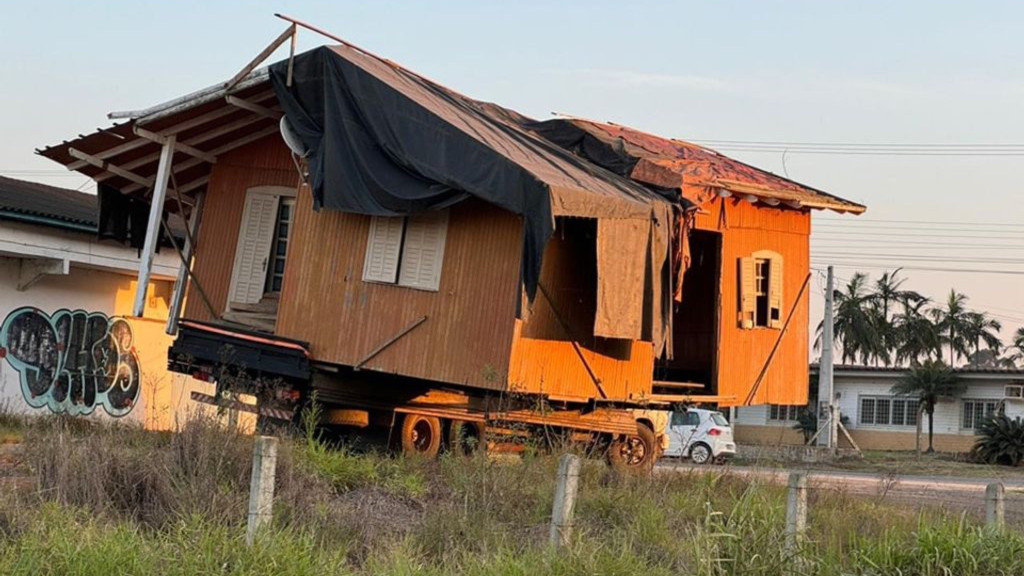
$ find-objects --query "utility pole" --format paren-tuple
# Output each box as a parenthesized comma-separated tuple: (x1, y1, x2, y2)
(817, 266, 837, 451)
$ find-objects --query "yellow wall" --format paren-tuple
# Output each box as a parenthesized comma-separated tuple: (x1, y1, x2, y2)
(113, 280, 255, 433)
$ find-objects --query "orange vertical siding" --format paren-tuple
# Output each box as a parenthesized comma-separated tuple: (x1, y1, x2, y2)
(506, 220, 655, 401)
(183, 137, 299, 321)
(695, 198, 810, 406)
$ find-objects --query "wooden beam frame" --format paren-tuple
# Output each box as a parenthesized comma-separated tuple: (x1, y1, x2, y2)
(134, 127, 217, 164)
(100, 112, 278, 184)
(167, 192, 204, 335)
(225, 24, 296, 91)
(123, 124, 279, 194)
(66, 90, 277, 172)
(133, 136, 176, 317)
(225, 96, 282, 120)
(68, 148, 153, 187)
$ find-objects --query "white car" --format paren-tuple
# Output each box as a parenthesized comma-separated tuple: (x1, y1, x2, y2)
(664, 408, 736, 464)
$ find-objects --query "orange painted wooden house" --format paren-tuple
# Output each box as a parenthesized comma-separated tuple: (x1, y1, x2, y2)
(37, 27, 863, 466)
(530, 119, 865, 406)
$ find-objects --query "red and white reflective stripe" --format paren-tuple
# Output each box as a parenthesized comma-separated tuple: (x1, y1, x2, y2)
(189, 392, 294, 422)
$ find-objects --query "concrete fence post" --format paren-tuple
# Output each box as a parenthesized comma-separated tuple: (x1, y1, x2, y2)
(549, 453, 581, 549)
(986, 482, 1005, 529)
(785, 472, 808, 551)
(246, 436, 279, 546)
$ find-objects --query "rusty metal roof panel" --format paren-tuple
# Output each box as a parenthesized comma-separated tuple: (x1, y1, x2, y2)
(531, 118, 866, 214)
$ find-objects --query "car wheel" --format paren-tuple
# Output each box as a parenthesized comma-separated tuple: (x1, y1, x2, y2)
(690, 442, 712, 465)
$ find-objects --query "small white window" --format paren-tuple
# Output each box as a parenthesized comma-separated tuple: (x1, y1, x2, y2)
(768, 404, 801, 422)
(363, 210, 449, 291)
(962, 399, 1001, 430)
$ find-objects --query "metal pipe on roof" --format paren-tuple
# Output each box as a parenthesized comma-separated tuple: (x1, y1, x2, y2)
(107, 69, 270, 123)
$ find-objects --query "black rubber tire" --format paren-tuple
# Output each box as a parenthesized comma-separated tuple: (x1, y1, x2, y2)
(607, 423, 658, 473)
(447, 420, 485, 456)
(400, 414, 442, 458)
(690, 442, 713, 465)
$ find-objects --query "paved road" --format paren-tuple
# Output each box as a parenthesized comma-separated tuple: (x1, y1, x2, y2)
(657, 460, 1024, 521)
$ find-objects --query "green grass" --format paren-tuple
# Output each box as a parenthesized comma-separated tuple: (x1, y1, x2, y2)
(1, 415, 1023, 575)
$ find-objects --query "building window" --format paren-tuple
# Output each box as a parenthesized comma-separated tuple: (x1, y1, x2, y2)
(962, 399, 1001, 431)
(363, 210, 449, 292)
(739, 250, 783, 329)
(264, 198, 295, 294)
(228, 186, 297, 307)
(768, 404, 801, 422)
(859, 396, 919, 427)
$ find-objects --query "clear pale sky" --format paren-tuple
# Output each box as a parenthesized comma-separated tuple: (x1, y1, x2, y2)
(3, 1, 1022, 351)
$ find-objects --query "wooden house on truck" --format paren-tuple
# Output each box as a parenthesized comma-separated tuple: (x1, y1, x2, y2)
(37, 24, 862, 470)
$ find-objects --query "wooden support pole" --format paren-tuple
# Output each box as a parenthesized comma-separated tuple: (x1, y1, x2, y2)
(166, 192, 204, 335)
(986, 482, 1005, 529)
(549, 454, 581, 550)
(785, 472, 808, 552)
(133, 136, 175, 317)
(246, 436, 279, 546)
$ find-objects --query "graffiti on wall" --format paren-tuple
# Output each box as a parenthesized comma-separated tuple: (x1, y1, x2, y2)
(0, 308, 141, 417)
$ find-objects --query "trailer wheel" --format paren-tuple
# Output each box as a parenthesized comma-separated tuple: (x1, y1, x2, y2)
(607, 422, 658, 473)
(447, 420, 484, 456)
(400, 414, 442, 457)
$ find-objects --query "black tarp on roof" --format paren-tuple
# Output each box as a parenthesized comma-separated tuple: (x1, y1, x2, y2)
(269, 45, 671, 299)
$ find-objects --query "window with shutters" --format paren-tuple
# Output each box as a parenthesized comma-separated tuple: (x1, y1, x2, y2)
(362, 210, 449, 291)
(227, 186, 296, 308)
(738, 250, 783, 329)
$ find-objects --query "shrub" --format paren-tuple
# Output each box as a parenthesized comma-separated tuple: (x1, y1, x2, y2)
(972, 415, 1024, 466)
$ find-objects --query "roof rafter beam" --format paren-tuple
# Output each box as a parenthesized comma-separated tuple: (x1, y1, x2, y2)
(225, 24, 296, 91)
(225, 96, 282, 120)
(97, 111, 278, 183)
(122, 124, 280, 194)
(144, 89, 275, 136)
(134, 127, 217, 164)
(68, 148, 154, 188)
(65, 90, 277, 172)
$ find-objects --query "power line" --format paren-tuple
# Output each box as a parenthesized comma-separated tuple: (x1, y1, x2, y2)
(690, 139, 1024, 148)
(816, 217, 1024, 229)
(810, 262, 1024, 276)
(712, 147, 1024, 157)
(812, 230, 1024, 240)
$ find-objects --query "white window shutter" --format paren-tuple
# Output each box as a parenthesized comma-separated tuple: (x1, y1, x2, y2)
(363, 216, 405, 283)
(228, 191, 278, 305)
(398, 210, 449, 291)
(768, 254, 784, 328)
(738, 256, 756, 329)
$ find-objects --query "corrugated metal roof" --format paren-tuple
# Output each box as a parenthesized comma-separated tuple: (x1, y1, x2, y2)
(532, 119, 866, 214)
(0, 175, 96, 230)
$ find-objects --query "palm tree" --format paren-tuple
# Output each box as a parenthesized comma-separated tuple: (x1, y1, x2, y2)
(872, 269, 925, 366)
(930, 290, 972, 366)
(1011, 327, 1024, 367)
(962, 311, 1002, 359)
(890, 359, 966, 453)
(893, 299, 942, 366)
(815, 273, 886, 365)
